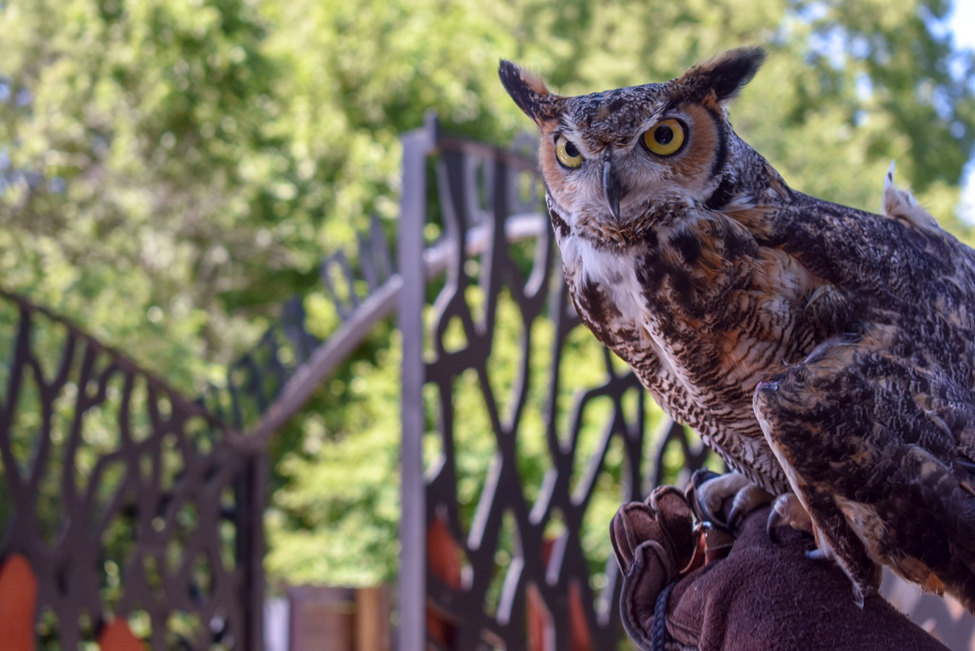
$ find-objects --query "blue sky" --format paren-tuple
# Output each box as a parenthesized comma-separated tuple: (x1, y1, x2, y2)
(952, 0, 974, 50)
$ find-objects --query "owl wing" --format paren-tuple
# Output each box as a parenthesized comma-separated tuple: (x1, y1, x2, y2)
(753, 334, 975, 609)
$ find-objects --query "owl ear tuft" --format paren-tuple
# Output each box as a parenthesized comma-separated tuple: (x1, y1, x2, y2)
(682, 47, 766, 103)
(499, 60, 557, 125)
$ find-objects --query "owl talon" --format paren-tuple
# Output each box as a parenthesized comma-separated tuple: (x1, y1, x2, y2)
(687, 470, 770, 532)
(766, 493, 814, 545)
(690, 468, 722, 491)
(686, 469, 724, 524)
(766, 509, 784, 544)
(688, 470, 749, 527)
(726, 484, 774, 531)
(850, 579, 878, 609)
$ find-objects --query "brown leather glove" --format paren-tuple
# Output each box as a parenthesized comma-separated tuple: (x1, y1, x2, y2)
(610, 486, 950, 651)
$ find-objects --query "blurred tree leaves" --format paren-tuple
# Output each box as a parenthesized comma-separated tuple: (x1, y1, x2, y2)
(0, 0, 288, 390)
(0, 0, 973, 588)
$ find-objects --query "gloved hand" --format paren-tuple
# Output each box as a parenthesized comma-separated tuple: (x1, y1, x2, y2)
(610, 486, 950, 651)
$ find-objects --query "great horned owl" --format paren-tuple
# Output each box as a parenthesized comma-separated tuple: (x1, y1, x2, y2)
(500, 48, 975, 611)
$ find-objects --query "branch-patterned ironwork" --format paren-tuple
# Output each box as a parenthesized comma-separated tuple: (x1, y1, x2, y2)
(398, 116, 712, 651)
(0, 211, 402, 647)
(0, 291, 264, 649)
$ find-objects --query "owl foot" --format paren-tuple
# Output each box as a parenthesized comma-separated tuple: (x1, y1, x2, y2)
(799, 540, 877, 609)
(849, 575, 877, 609)
(766, 493, 814, 544)
(799, 544, 876, 607)
(686, 470, 773, 533)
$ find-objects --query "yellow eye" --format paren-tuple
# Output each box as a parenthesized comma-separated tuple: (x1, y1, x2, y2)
(642, 119, 686, 156)
(555, 135, 584, 169)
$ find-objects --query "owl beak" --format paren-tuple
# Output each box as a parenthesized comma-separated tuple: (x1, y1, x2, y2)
(602, 160, 624, 221)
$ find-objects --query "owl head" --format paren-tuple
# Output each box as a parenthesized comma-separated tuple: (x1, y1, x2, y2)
(499, 48, 768, 226)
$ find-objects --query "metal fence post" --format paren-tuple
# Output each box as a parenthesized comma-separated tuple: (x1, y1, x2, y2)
(398, 114, 438, 651)
(239, 452, 267, 650)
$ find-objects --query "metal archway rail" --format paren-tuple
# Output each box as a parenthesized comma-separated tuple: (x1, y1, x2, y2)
(243, 212, 551, 448)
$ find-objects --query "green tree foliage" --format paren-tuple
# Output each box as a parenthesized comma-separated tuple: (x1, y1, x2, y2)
(0, 0, 291, 390)
(0, 0, 973, 588)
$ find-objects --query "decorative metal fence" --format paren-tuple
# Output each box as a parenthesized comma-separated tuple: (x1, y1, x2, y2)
(0, 211, 398, 648)
(397, 116, 711, 650)
(0, 290, 264, 648)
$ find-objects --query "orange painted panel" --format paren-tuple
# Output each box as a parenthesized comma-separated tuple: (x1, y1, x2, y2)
(426, 516, 462, 589)
(98, 619, 146, 651)
(426, 516, 462, 648)
(0, 553, 38, 651)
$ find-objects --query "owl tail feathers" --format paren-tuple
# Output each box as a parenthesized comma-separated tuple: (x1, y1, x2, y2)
(938, 545, 975, 615)
(882, 161, 941, 231)
(950, 577, 975, 615)
(929, 487, 975, 615)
